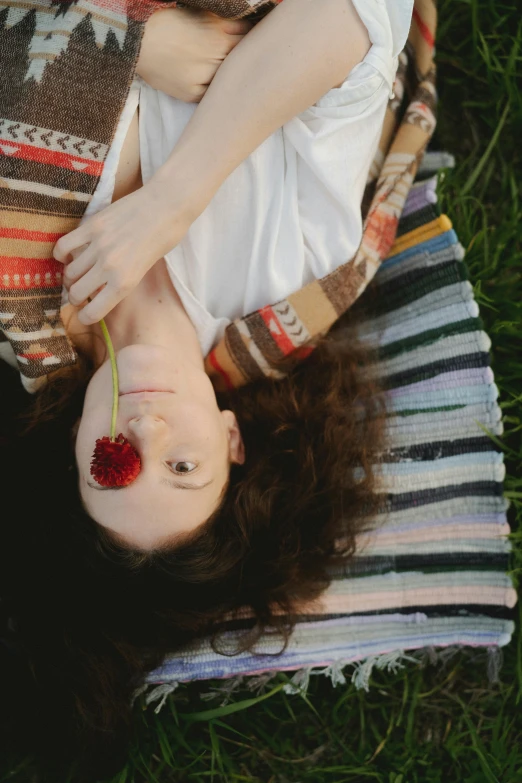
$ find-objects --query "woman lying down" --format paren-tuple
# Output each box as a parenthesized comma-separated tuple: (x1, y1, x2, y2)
(54, 0, 410, 548)
(5, 0, 412, 775)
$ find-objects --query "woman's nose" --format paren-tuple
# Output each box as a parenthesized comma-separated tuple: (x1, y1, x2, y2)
(127, 415, 168, 447)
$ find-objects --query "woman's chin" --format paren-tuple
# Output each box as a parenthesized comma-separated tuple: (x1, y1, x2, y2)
(116, 344, 171, 365)
(116, 344, 181, 394)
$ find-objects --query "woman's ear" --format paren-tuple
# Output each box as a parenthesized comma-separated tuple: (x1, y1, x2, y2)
(221, 410, 245, 465)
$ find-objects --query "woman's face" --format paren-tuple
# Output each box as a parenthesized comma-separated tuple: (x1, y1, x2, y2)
(75, 345, 245, 550)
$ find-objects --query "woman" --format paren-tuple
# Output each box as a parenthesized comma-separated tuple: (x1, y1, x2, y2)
(56, 0, 409, 548)
(0, 0, 408, 778)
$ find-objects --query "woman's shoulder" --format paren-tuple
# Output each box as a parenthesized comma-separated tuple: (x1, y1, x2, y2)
(352, 0, 414, 59)
(343, 0, 412, 92)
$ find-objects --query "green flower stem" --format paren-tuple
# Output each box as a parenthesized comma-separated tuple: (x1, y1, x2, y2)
(99, 318, 118, 442)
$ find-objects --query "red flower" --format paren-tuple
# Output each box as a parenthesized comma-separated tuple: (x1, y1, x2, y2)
(90, 434, 141, 487)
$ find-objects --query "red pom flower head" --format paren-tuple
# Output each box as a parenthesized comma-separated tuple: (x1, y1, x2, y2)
(90, 434, 141, 487)
(89, 319, 142, 488)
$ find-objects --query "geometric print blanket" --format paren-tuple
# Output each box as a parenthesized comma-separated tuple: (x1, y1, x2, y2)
(143, 158, 517, 701)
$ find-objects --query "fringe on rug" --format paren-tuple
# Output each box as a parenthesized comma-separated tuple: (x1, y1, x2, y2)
(138, 643, 504, 714)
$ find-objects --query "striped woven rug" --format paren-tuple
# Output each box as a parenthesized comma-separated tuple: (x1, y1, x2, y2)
(144, 154, 517, 701)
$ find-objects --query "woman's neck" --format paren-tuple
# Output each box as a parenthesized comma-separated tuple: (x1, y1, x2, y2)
(62, 259, 204, 371)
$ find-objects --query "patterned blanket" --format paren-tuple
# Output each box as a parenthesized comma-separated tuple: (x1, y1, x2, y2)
(144, 158, 517, 701)
(0, 0, 516, 711)
(0, 0, 436, 390)
(177, 0, 280, 17)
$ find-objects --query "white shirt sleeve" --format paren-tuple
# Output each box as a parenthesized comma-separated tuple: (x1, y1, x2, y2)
(281, 0, 413, 282)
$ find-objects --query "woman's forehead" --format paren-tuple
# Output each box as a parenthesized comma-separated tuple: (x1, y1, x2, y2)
(80, 471, 228, 550)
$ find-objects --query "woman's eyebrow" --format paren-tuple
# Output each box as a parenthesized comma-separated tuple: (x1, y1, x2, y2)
(87, 478, 214, 491)
(160, 477, 215, 491)
(87, 482, 125, 492)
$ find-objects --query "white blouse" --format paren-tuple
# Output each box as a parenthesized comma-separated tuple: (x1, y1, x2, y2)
(81, 0, 413, 355)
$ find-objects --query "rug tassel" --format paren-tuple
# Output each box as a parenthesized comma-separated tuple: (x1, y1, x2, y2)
(140, 644, 506, 712)
(143, 682, 179, 714)
(319, 661, 348, 687)
(350, 650, 420, 692)
(283, 667, 312, 695)
(487, 646, 503, 685)
(199, 676, 245, 706)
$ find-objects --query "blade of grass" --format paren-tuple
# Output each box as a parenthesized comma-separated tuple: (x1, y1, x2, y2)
(461, 101, 510, 195)
(180, 683, 285, 722)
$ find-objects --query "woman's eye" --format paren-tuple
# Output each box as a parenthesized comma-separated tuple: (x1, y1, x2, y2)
(167, 461, 197, 474)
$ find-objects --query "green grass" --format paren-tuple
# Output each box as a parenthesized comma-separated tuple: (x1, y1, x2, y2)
(4, 1, 522, 781)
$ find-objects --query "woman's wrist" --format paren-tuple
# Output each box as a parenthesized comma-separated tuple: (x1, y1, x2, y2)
(142, 169, 209, 248)
(147, 155, 220, 228)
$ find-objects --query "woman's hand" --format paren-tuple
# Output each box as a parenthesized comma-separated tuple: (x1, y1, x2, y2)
(53, 179, 197, 325)
(136, 6, 253, 102)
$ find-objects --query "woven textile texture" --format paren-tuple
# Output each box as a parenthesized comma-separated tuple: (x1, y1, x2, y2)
(0, 0, 436, 390)
(177, 0, 279, 19)
(0, 0, 167, 388)
(144, 157, 517, 691)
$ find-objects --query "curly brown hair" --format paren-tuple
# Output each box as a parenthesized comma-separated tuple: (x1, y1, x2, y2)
(0, 313, 386, 782)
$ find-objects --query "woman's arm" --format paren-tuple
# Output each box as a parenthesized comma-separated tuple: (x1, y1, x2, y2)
(55, 0, 371, 325)
(155, 0, 371, 211)
(135, 7, 253, 103)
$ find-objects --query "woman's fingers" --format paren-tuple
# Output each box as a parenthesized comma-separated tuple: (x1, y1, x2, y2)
(206, 11, 252, 34)
(222, 18, 253, 48)
(63, 245, 96, 289)
(53, 224, 91, 264)
(68, 262, 106, 307)
(225, 31, 250, 53)
(222, 19, 253, 35)
(77, 284, 120, 326)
